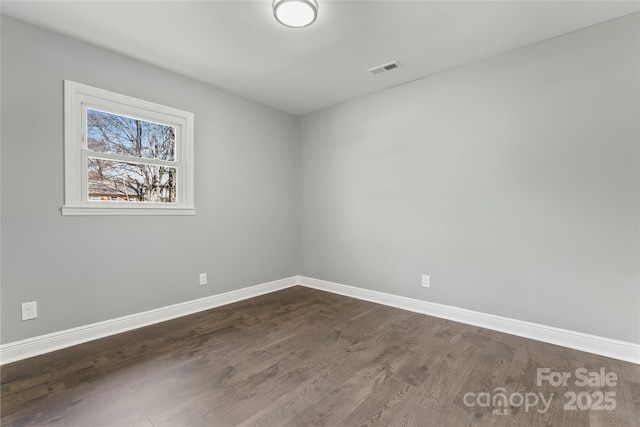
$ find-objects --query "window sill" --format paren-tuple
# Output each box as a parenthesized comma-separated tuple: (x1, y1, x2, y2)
(61, 206, 196, 216)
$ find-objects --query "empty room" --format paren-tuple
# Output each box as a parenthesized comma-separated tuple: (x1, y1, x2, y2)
(1, 1, 639, 426)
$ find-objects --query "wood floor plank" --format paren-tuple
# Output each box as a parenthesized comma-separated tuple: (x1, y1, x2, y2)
(410, 326, 490, 414)
(386, 400, 444, 427)
(2, 286, 638, 427)
(289, 363, 392, 426)
(337, 377, 415, 426)
(235, 390, 316, 427)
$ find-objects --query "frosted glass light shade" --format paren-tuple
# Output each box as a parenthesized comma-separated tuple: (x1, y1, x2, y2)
(273, 0, 318, 28)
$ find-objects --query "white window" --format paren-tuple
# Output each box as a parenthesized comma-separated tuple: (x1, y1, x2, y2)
(62, 80, 195, 215)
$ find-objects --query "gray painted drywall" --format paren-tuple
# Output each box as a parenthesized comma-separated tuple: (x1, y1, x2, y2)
(299, 13, 640, 343)
(1, 15, 299, 343)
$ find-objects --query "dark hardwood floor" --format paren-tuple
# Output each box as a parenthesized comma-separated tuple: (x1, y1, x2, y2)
(1, 286, 639, 426)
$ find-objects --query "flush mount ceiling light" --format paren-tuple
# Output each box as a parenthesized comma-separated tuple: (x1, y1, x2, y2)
(273, 0, 318, 28)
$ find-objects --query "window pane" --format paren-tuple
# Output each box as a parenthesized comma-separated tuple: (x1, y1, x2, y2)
(88, 158, 177, 203)
(87, 109, 176, 161)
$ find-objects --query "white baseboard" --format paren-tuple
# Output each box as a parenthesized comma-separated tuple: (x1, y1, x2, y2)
(2, 275, 637, 365)
(0, 276, 298, 365)
(298, 276, 640, 365)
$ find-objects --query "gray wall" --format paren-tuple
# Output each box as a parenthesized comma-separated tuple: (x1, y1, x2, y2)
(1, 16, 299, 343)
(299, 13, 639, 344)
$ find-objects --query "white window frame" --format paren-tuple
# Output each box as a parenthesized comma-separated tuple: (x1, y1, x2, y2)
(62, 80, 195, 215)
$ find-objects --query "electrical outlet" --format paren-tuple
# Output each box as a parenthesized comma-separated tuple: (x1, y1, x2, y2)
(199, 273, 208, 286)
(21, 301, 38, 320)
(421, 274, 430, 288)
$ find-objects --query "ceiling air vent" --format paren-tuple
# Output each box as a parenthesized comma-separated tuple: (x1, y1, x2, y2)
(367, 60, 402, 75)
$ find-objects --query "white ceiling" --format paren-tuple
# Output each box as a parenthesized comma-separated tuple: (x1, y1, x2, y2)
(2, 1, 638, 116)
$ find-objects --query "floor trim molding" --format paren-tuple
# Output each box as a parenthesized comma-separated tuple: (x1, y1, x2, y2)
(0, 276, 298, 365)
(298, 276, 640, 364)
(2, 275, 637, 365)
